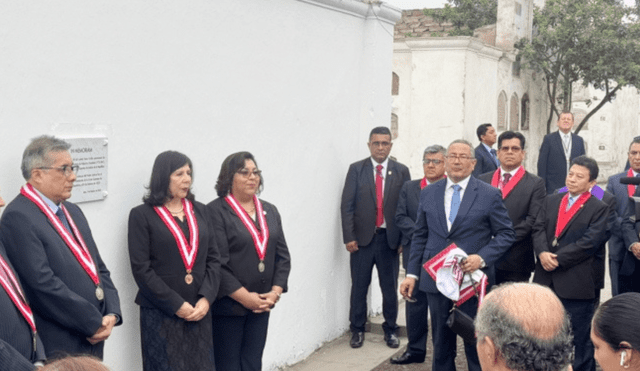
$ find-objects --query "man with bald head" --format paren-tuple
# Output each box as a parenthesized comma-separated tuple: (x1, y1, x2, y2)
(475, 282, 574, 371)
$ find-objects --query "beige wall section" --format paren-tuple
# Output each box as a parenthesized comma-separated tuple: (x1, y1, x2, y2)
(0, 0, 401, 370)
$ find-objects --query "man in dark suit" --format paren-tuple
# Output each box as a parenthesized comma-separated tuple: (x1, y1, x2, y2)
(0, 135, 122, 359)
(400, 139, 515, 371)
(341, 127, 410, 349)
(607, 137, 640, 295)
(472, 123, 498, 177)
(478, 131, 546, 284)
(537, 111, 586, 194)
(391, 144, 446, 365)
(533, 155, 609, 371)
(0, 190, 46, 370)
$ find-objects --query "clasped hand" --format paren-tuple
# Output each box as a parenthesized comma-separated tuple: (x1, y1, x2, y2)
(86, 314, 117, 345)
(175, 297, 210, 321)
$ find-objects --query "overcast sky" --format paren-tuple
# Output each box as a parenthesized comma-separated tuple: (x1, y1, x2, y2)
(383, 0, 636, 10)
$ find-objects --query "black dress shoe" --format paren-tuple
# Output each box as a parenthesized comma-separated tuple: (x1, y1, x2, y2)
(384, 333, 400, 348)
(350, 332, 364, 348)
(390, 351, 425, 364)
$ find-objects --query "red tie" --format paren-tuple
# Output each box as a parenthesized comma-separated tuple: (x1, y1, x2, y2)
(376, 164, 384, 227)
(500, 173, 511, 190)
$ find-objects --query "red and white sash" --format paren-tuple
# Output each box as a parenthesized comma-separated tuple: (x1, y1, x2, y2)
(627, 168, 635, 197)
(154, 199, 199, 273)
(0, 255, 36, 333)
(554, 192, 591, 244)
(21, 184, 99, 286)
(490, 166, 525, 199)
(225, 194, 269, 262)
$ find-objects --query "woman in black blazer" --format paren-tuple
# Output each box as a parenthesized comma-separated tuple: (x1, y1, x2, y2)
(207, 151, 291, 371)
(128, 151, 221, 370)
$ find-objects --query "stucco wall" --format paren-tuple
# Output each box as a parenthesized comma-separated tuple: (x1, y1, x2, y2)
(0, 1, 401, 370)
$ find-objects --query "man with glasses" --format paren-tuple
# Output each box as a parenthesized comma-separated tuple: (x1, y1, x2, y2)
(478, 131, 546, 284)
(391, 144, 446, 365)
(607, 137, 640, 294)
(0, 135, 121, 359)
(400, 139, 514, 371)
(341, 126, 410, 349)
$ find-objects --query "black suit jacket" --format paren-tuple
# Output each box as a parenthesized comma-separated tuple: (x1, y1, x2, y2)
(0, 195, 122, 358)
(537, 131, 586, 194)
(532, 193, 608, 299)
(206, 198, 291, 316)
(341, 157, 411, 249)
(395, 179, 423, 268)
(472, 144, 498, 177)
(478, 170, 546, 273)
(128, 202, 221, 316)
(0, 242, 45, 368)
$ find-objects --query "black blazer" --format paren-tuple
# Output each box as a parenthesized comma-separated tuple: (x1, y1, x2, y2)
(395, 179, 422, 268)
(128, 202, 221, 316)
(472, 144, 498, 177)
(206, 198, 291, 316)
(478, 170, 546, 273)
(341, 157, 411, 249)
(532, 193, 609, 300)
(537, 131, 586, 194)
(0, 242, 45, 367)
(0, 195, 122, 358)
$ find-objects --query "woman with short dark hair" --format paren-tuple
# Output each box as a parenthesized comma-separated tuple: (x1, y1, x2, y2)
(591, 292, 640, 370)
(128, 151, 220, 370)
(207, 151, 291, 371)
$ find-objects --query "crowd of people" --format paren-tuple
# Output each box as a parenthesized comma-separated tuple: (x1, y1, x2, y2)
(340, 114, 640, 371)
(0, 136, 290, 370)
(1, 110, 639, 371)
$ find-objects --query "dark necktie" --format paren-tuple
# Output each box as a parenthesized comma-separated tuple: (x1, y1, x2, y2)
(56, 208, 72, 234)
(490, 148, 499, 166)
(375, 165, 384, 227)
(501, 173, 511, 190)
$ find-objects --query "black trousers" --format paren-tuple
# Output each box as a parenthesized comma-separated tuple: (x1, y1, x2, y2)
(561, 298, 596, 371)
(349, 230, 399, 334)
(406, 285, 428, 357)
(212, 312, 270, 371)
(495, 268, 531, 285)
(619, 259, 640, 294)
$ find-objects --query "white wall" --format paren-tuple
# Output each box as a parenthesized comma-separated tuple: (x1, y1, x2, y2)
(0, 1, 401, 369)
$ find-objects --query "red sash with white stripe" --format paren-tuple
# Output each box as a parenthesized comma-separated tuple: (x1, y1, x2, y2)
(21, 184, 99, 286)
(627, 169, 635, 197)
(0, 255, 36, 333)
(154, 199, 199, 273)
(224, 194, 269, 261)
(555, 192, 591, 241)
(490, 166, 525, 199)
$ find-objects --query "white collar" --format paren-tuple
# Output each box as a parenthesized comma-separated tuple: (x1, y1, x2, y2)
(446, 175, 471, 190)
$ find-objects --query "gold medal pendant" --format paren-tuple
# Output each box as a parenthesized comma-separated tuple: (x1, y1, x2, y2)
(185, 269, 193, 285)
(95, 286, 104, 301)
(258, 261, 265, 273)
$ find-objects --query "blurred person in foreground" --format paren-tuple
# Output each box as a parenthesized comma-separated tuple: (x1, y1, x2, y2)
(475, 282, 573, 371)
(40, 355, 109, 371)
(591, 293, 640, 371)
(207, 151, 291, 371)
(0, 135, 121, 359)
(128, 151, 220, 370)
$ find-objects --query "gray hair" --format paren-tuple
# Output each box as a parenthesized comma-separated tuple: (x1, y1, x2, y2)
(21, 135, 71, 180)
(475, 284, 574, 371)
(423, 144, 446, 158)
(447, 139, 476, 159)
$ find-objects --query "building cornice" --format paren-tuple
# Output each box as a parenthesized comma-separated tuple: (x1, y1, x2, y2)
(399, 37, 505, 60)
(297, 0, 402, 25)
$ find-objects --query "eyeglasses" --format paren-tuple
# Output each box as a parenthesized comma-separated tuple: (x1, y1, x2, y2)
(237, 169, 262, 178)
(499, 146, 522, 153)
(423, 159, 444, 165)
(446, 155, 473, 161)
(629, 151, 640, 158)
(38, 165, 79, 176)
(370, 141, 391, 148)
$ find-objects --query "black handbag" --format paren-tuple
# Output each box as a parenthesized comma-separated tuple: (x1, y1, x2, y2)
(445, 273, 479, 344)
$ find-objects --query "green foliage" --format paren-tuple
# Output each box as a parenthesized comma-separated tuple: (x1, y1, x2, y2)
(423, 0, 497, 36)
(515, 0, 640, 134)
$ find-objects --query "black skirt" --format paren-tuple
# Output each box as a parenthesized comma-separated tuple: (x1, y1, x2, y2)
(140, 306, 215, 371)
